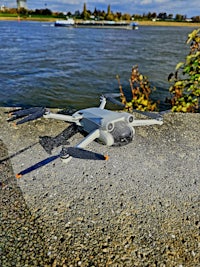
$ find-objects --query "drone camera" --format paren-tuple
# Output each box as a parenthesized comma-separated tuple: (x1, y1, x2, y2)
(127, 115, 134, 124)
(110, 121, 134, 146)
(106, 122, 114, 132)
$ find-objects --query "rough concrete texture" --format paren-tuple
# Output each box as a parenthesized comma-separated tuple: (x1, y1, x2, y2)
(0, 107, 199, 266)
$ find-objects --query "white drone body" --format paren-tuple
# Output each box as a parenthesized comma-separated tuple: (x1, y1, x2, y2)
(43, 95, 163, 162)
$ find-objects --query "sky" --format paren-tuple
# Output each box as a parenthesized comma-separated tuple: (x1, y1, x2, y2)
(4, 0, 200, 18)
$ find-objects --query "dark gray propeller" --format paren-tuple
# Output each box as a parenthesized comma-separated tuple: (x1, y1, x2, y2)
(16, 147, 108, 178)
(104, 93, 170, 120)
(7, 107, 46, 125)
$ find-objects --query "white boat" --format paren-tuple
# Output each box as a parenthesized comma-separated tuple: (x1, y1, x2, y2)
(54, 18, 139, 30)
(75, 20, 139, 30)
(54, 18, 75, 27)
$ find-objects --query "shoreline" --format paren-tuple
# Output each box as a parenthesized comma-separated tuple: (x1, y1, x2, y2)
(0, 16, 200, 27)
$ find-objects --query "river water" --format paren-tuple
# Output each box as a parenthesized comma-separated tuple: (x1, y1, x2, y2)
(0, 21, 196, 109)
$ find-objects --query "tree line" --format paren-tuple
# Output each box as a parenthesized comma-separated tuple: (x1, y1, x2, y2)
(1, 3, 200, 22)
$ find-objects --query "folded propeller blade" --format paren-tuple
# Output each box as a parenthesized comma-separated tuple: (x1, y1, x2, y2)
(8, 107, 46, 125)
(16, 147, 108, 178)
(133, 109, 171, 120)
(133, 109, 163, 120)
(104, 93, 125, 107)
(16, 155, 59, 178)
(61, 147, 109, 160)
(104, 93, 171, 120)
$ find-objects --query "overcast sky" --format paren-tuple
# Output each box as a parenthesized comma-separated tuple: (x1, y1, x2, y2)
(5, 0, 200, 18)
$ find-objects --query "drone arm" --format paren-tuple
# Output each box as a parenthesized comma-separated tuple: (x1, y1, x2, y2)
(44, 112, 82, 123)
(131, 119, 163, 127)
(61, 129, 100, 163)
(99, 94, 124, 109)
(76, 129, 100, 148)
(99, 96, 107, 109)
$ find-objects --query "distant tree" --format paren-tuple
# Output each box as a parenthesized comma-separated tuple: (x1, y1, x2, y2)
(122, 13, 131, 20)
(83, 3, 87, 13)
(55, 12, 65, 18)
(175, 14, 184, 21)
(132, 14, 143, 20)
(93, 8, 103, 18)
(147, 12, 152, 19)
(151, 12, 157, 19)
(105, 4, 114, 20)
(81, 2, 90, 19)
(192, 16, 200, 22)
(107, 5, 111, 15)
(17, 7, 28, 16)
(6, 8, 18, 14)
(41, 8, 52, 16)
(66, 11, 72, 17)
(168, 13, 173, 19)
(99, 10, 106, 20)
(158, 12, 167, 19)
(105, 12, 114, 21)
(93, 7, 97, 17)
(74, 10, 81, 18)
(115, 12, 122, 20)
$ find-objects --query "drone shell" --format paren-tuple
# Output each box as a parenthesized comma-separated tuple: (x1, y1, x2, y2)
(75, 108, 135, 146)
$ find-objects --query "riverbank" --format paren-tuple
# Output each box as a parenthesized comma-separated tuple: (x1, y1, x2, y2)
(138, 20, 200, 27)
(0, 107, 199, 266)
(0, 15, 200, 27)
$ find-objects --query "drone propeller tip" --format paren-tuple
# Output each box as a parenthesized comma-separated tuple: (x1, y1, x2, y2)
(8, 112, 13, 117)
(104, 155, 109, 161)
(16, 173, 22, 179)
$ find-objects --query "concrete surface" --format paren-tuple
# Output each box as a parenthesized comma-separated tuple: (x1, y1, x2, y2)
(0, 107, 199, 266)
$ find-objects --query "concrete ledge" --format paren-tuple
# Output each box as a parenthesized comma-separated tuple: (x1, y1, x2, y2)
(0, 107, 199, 266)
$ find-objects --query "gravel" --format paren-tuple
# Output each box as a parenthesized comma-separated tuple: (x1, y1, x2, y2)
(0, 107, 200, 266)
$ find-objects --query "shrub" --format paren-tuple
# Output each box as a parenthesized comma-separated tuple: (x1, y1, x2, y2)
(117, 65, 158, 112)
(167, 28, 200, 112)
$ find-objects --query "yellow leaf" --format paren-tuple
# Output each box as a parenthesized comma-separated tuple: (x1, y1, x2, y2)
(181, 107, 187, 112)
(175, 62, 184, 70)
(141, 99, 148, 106)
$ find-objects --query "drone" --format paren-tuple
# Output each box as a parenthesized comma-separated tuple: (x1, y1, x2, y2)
(7, 94, 164, 178)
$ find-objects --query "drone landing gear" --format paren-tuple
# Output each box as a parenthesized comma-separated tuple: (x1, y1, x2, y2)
(60, 150, 71, 163)
(60, 129, 102, 163)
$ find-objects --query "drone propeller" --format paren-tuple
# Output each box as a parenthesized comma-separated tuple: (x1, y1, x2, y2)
(133, 109, 163, 120)
(16, 146, 108, 178)
(7, 107, 46, 125)
(16, 154, 59, 178)
(133, 109, 171, 120)
(104, 94, 170, 121)
(104, 93, 125, 107)
(104, 93, 171, 120)
(60, 147, 108, 160)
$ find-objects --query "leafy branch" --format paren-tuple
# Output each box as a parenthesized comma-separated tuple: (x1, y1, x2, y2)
(167, 28, 200, 112)
(117, 65, 158, 112)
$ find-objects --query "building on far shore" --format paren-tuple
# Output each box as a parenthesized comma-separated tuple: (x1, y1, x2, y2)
(17, 0, 27, 9)
(1, 5, 6, 11)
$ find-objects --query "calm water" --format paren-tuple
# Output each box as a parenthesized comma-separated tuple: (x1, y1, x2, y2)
(0, 21, 196, 109)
